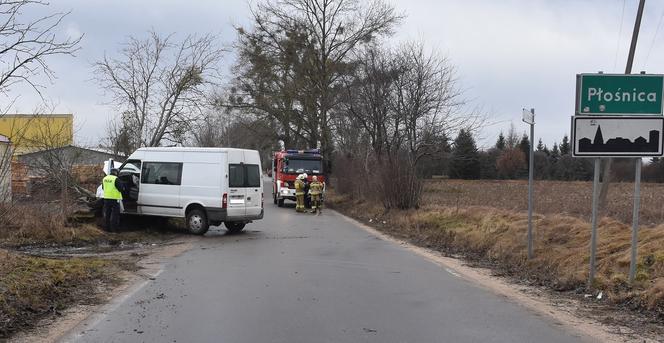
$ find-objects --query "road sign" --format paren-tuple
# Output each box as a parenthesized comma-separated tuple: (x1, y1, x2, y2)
(571, 116, 664, 157)
(576, 74, 664, 115)
(522, 108, 534, 124)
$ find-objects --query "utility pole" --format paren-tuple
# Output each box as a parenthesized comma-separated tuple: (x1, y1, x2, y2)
(598, 0, 646, 216)
(627, 0, 647, 284)
(626, 0, 646, 75)
(589, 0, 645, 288)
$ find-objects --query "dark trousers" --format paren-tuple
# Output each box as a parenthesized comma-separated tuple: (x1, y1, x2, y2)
(103, 199, 121, 232)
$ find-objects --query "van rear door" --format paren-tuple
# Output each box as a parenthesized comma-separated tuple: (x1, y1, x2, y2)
(244, 163, 262, 217)
(243, 150, 263, 218)
(227, 150, 246, 218)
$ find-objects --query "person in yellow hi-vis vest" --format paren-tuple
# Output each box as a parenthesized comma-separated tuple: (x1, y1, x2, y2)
(294, 174, 306, 213)
(102, 168, 124, 231)
(309, 176, 323, 215)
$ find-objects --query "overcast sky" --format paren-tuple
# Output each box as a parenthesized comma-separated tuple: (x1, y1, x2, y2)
(7, 0, 664, 149)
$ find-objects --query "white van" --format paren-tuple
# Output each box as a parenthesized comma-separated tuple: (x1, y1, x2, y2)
(116, 147, 264, 235)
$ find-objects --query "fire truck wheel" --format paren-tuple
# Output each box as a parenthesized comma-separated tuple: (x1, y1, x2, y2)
(277, 198, 285, 207)
(273, 192, 278, 204)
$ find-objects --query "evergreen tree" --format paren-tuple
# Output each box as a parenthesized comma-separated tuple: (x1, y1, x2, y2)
(551, 143, 560, 159)
(536, 138, 545, 152)
(560, 135, 570, 155)
(449, 129, 480, 179)
(519, 133, 531, 166)
(495, 132, 506, 150)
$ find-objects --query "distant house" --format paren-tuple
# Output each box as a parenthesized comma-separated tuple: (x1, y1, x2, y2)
(0, 135, 12, 202)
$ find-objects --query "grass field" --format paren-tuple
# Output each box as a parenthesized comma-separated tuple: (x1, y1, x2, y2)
(424, 179, 664, 226)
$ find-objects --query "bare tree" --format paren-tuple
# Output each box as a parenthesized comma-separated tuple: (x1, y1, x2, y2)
(230, 0, 402, 156)
(0, 0, 81, 98)
(335, 42, 483, 208)
(95, 31, 225, 149)
(0, 0, 80, 211)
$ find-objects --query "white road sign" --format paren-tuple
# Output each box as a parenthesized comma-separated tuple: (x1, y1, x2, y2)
(571, 116, 664, 157)
(522, 108, 534, 124)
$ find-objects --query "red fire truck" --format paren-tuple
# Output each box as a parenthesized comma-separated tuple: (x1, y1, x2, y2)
(271, 149, 326, 207)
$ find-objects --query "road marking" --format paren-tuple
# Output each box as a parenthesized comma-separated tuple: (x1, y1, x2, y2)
(445, 268, 462, 278)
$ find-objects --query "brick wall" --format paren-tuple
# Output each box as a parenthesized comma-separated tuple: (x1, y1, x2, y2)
(11, 162, 105, 196)
(11, 160, 28, 195)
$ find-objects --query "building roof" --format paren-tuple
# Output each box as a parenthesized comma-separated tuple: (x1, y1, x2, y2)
(1, 113, 73, 118)
(16, 145, 124, 158)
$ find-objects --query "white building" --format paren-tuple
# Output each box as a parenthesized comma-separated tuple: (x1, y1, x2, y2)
(0, 135, 12, 202)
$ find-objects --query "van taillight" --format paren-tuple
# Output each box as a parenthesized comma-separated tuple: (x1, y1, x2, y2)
(261, 192, 264, 208)
(222, 193, 228, 209)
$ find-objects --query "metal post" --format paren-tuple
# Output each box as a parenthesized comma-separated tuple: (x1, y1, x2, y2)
(589, 158, 601, 287)
(527, 109, 535, 259)
(629, 159, 642, 283)
(588, 158, 600, 288)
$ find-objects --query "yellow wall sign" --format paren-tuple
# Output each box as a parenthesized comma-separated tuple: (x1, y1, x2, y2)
(0, 114, 73, 153)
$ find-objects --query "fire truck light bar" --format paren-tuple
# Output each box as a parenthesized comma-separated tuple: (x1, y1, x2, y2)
(286, 149, 320, 154)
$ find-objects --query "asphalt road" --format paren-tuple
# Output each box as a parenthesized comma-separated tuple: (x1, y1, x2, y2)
(67, 181, 590, 343)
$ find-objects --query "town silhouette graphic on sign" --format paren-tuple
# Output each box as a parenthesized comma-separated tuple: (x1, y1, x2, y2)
(578, 125, 660, 153)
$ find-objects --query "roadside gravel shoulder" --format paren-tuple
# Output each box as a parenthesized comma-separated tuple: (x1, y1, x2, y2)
(7, 237, 196, 343)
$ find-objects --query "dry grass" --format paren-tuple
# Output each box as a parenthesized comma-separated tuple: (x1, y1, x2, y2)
(424, 179, 664, 226)
(328, 188, 664, 318)
(0, 249, 122, 338)
(0, 203, 182, 247)
(0, 203, 105, 246)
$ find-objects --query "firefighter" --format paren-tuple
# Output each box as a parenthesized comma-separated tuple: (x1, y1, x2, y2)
(309, 175, 323, 214)
(294, 174, 306, 213)
(102, 168, 124, 232)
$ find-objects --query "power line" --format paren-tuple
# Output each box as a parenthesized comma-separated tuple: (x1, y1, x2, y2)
(644, 7, 664, 68)
(613, 0, 627, 72)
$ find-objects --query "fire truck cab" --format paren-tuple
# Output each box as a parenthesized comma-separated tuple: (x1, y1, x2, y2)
(272, 149, 325, 207)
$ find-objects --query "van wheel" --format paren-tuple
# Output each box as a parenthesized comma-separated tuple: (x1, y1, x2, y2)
(277, 198, 284, 207)
(186, 209, 209, 235)
(224, 221, 246, 234)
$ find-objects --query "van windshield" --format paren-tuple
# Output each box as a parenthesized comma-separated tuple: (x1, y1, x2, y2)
(283, 159, 322, 174)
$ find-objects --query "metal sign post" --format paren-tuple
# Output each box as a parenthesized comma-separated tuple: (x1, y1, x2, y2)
(522, 108, 535, 259)
(571, 116, 663, 286)
(629, 159, 642, 282)
(588, 158, 601, 286)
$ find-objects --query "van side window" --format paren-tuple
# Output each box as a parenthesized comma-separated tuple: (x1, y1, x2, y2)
(141, 162, 183, 185)
(229, 164, 245, 188)
(229, 164, 261, 187)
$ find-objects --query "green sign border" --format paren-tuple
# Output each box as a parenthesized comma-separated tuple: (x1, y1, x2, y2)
(575, 73, 664, 116)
